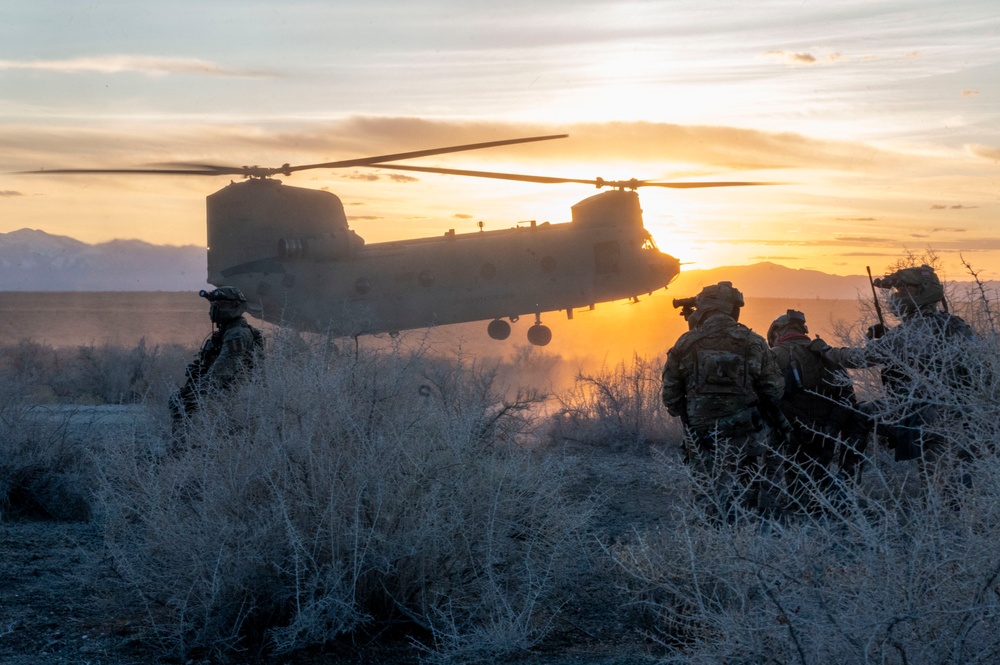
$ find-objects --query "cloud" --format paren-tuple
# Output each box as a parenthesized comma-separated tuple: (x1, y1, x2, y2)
(968, 144, 1000, 161)
(0, 55, 272, 78)
(930, 227, 968, 233)
(762, 50, 817, 64)
(962, 89, 980, 97)
(386, 174, 420, 183)
(0, 116, 945, 179)
(452, 213, 474, 219)
(834, 235, 893, 244)
(0, 190, 23, 197)
(836, 217, 877, 222)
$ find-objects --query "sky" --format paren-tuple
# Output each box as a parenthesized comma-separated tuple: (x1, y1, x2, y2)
(1, 0, 998, 279)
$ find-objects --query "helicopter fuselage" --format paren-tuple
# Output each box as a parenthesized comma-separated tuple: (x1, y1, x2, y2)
(207, 178, 679, 344)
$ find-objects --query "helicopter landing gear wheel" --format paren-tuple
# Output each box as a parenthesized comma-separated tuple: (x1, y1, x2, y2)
(487, 318, 511, 340)
(527, 324, 552, 346)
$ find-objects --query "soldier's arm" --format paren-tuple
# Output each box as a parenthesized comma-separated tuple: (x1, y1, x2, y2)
(755, 338, 785, 402)
(811, 340, 871, 369)
(661, 350, 686, 417)
(203, 327, 255, 386)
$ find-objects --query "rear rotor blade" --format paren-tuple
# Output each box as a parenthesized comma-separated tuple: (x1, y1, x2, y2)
(368, 164, 782, 190)
(641, 180, 782, 188)
(285, 134, 568, 173)
(368, 163, 599, 186)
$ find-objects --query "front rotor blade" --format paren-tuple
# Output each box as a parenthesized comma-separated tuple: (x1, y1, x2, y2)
(15, 166, 238, 176)
(14, 134, 568, 179)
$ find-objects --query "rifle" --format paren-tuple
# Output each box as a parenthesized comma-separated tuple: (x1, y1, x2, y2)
(176, 332, 222, 414)
(756, 396, 794, 449)
(866, 268, 920, 459)
(866, 266, 887, 339)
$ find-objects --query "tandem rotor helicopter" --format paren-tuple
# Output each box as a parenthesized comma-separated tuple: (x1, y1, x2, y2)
(22, 134, 773, 346)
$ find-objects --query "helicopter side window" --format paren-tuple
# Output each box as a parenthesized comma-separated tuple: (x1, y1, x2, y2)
(594, 241, 621, 275)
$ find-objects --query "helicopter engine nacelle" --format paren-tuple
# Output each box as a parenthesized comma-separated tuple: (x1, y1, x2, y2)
(278, 229, 365, 262)
(571, 190, 643, 228)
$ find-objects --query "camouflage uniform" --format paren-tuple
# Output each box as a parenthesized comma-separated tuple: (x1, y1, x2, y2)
(767, 310, 871, 511)
(662, 282, 785, 516)
(820, 265, 974, 467)
(170, 286, 263, 432)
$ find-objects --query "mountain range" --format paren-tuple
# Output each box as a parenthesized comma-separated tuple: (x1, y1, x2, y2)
(0, 228, 208, 291)
(0, 228, 993, 298)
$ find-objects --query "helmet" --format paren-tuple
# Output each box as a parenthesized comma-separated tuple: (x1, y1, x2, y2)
(875, 265, 943, 317)
(767, 309, 807, 347)
(201, 286, 247, 324)
(200, 286, 247, 303)
(694, 281, 744, 320)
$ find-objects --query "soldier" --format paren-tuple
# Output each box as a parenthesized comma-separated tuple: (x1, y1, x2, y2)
(662, 281, 787, 517)
(766, 309, 871, 512)
(819, 264, 974, 470)
(169, 286, 263, 434)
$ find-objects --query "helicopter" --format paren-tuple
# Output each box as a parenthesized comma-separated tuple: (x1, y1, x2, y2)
(21, 134, 772, 346)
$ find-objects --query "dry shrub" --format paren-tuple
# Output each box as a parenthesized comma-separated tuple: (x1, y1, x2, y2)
(66, 339, 189, 404)
(0, 339, 186, 520)
(0, 338, 189, 405)
(97, 335, 584, 662)
(611, 289, 1000, 664)
(0, 364, 92, 521)
(614, 447, 1000, 664)
(549, 353, 678, 449)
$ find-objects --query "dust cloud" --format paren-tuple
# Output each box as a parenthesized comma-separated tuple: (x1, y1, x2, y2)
(0, 291, 866, 395)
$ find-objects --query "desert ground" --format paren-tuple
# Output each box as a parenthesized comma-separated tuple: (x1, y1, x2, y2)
(3, 292, 999, 665)
(0, 402, 681, 665)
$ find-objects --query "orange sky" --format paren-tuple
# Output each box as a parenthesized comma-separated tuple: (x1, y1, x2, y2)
(2, 2, 998, 281)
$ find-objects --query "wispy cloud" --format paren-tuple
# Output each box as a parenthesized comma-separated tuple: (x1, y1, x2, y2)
(968, 144, 1000, 161)
(0, 115, 955, 198)
(0, 55, 272, 78)
(0, 190, 23, 197)
(762, 50, 817, 65)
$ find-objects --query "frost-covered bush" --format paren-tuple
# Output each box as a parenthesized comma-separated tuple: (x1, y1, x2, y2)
(611, 276, 1000, 664)
(98, 336, 585, 662)
(549, 353, 678, 449)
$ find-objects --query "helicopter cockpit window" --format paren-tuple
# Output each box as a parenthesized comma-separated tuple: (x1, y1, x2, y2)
(642, 232, 659, 251)
(594, 241, 621, 275)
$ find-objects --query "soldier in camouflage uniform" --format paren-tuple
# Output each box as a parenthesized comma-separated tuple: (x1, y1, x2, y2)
(767, 309, 871, 512)
(661, 281, 786, 517)
(818, 265, 974, 469)
(169, 286, 263, 434)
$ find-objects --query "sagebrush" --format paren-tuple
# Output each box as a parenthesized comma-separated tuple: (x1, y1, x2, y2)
(97, 335, 586, 662)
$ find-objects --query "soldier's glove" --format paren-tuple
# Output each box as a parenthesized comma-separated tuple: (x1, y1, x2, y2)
(808, 338, 831, 354)
(866, 323, 886, 340)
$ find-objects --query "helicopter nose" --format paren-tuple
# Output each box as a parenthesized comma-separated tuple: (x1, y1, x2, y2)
(649, 251, 681, 287)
